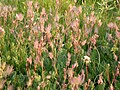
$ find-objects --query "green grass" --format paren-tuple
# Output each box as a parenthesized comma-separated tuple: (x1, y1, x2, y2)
(0, 0, 120, 90)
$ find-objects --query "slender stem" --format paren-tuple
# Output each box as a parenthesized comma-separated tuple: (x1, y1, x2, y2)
(41, 58, 44, 81)
(86, 64, 88, 79)
(95, 46, 101, 67)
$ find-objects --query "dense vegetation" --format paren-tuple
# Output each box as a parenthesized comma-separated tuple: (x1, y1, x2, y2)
(0, 0, 120, 90)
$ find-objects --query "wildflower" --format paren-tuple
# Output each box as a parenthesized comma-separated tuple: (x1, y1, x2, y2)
(90, 34, 99, 45)
(90, 11, 96, 26)
(0, 79, 6, 89)
(83, 56, 91, 64)
(34, 2, 39, 10)
(33, 26, 38, 36)
(56, 0, 59, 5)
(94, 26, 98, 34)
(113, 53, 118, 61)
(54, 14, 59, 22)
(34, 40, 39, 50)
(35, 55, 40, 64)
(118, 61, 120, 69)
(63, 68, 67, 81)
(110, 84, 114, 90)
(4, 65, 13, 77)
(68, 4, 73, 12)
(78, 6, 82, 14)
(81, 40, 86, 46)
(107, 34, 113, 41)
(7, 84, 14, 90)
(28, 36, 31, 41)
(1, 62, 6, 70)
(69, 4, 82, 15)
(0, 68, 3, 78)
(0, 62, 14, 78)
(27, 1, 33, 8)
(66, 53, 71, 67)
(91, 11, 94, 16)
(0, 27, 5, 38)
(86, 16, 90, 24)
(70, 76, 80, 85)
(27, 8, 34, 20)
(72, 61, 78, 69)
(61, 83, 67, 90)
(98, 19, 102, 27)
(107, 22, 115, 29)
(27, 56, 32, 65)
(37, 85, 40, 90)
(41, 8, 46, 16)
(116, 30, 120, 39)
(48, 52, 54, 59)
(16, 13, 24, 21)
(71, 18, 79, 29)
(46, 24, 51, 34)
(98, 73, 103, 85)
(70, 69, 85, 88)
(74, 0, 77, 3)
(116, 68, 119, 76)
(46, 75, 51, 79)
(116, 17, 120, 20)
(68, 68, 74, 78)
(27, 77, 34, 87)
(114, 23, 119, 30)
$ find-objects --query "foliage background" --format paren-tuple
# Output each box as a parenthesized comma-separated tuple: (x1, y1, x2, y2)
(0, 0, 120, 90)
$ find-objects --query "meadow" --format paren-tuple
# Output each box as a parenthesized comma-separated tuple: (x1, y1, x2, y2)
(0, 0, 120, 90)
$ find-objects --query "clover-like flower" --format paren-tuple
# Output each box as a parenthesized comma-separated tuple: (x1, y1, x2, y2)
(83, 56, 91, 64)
